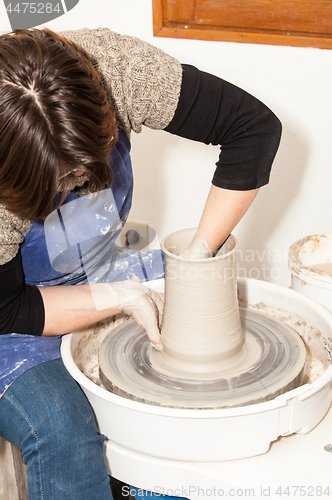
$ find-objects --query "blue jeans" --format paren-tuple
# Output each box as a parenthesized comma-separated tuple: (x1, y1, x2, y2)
(0, 358, 112, 500)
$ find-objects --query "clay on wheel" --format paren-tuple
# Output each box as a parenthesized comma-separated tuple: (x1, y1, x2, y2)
(99, 309, 306, 408)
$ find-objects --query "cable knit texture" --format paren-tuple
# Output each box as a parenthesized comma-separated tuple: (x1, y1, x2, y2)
(0, 28, 182, 266)
(0, 207, 31, 265)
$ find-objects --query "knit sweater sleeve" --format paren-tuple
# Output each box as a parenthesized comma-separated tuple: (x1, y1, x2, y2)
(60, 27, 183, 136)
(0, 203, 31, 266)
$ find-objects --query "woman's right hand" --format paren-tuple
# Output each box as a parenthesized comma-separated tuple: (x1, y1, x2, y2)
(108, 280, 164, 351)
(179, 234, 214, 260)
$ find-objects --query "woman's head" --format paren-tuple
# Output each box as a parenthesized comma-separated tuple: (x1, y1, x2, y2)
(0, 28, 117, 220)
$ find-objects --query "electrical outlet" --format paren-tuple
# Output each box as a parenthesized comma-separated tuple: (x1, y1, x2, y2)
(118, 221, 149, 251)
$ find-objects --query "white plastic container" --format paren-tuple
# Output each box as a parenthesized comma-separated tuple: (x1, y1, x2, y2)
(289, 233, 332, 314)
(61, 277, 332, 463)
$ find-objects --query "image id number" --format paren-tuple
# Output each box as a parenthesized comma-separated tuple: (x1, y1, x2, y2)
(6, 3, 62, 14)
(276, 486, 331, 496)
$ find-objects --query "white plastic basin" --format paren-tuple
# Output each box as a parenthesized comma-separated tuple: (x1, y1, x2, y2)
(61, 277, 332, 462)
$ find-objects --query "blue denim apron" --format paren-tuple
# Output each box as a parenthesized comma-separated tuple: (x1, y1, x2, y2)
(0, 129, 164, 395)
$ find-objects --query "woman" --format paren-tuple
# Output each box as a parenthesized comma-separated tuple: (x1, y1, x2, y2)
(0, 27, 281, 499)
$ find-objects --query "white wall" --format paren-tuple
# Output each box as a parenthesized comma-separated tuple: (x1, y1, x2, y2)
(2, 0, 332, 287)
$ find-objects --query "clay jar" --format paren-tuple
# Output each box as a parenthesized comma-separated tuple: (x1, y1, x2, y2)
(150, 228, 244, 380)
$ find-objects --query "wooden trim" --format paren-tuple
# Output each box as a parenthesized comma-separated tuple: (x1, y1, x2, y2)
(152, 0, 332, 49)
(152, 0, 164, 36)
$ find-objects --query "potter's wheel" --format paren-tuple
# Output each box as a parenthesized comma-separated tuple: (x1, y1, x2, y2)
(99, 308, 306, 408)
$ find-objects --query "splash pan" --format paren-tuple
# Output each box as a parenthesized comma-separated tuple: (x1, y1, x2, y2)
(61, 278, 332, 461)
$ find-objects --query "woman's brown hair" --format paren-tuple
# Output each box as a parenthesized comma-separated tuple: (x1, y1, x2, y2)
(0, 28, 117, 220)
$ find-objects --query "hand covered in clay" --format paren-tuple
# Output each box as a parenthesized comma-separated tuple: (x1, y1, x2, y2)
(106, 281, 164, 351)
(179, 234, 214, 260)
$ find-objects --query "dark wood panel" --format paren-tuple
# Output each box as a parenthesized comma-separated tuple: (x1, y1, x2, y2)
(195, 0, 332, 34)
(165, 0, 195, 23)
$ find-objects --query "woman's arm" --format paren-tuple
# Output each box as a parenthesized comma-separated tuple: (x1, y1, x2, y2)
(196, 185, 259, 252)
(165, 65, 282, 252)
(39, 280, 163, 350)
(39, 283, 120, 335)
(0, 251, 163, 350)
